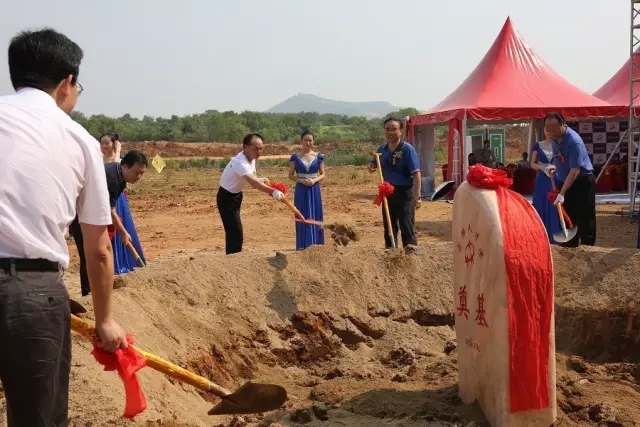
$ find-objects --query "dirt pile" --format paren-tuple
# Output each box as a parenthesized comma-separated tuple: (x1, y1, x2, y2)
(1, 244, 639, 426)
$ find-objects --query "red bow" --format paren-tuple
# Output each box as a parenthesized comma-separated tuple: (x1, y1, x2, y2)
(374, 182, 394, 206)
(90, 335, 147, 418)
(107, 215, 123, 240)
(466, 164, 513, 189)
(269, 181, 288, 195)
(107, 225, 116, 240)
(547, 189, 560, 203)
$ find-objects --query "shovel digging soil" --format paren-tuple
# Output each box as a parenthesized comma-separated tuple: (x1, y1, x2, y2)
(550, 175, 578, 243)
(70, 314, 287, 415)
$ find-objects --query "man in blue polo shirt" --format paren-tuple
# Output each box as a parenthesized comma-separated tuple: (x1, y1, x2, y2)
(369, 117, 422, 248)
(544, 112, 596, 247)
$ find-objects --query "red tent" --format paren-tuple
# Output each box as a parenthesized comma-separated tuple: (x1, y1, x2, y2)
(410, 17, 625, 125)
(407, 17, 625, 187)
(592, 47, 639, 107)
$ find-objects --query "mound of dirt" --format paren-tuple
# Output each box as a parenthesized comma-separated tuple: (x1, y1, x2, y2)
(1, 243, 639, 426)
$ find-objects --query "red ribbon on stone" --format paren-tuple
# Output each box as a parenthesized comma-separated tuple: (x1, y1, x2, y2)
(374, 182, 394, 206)
(466, 164, 513, 189)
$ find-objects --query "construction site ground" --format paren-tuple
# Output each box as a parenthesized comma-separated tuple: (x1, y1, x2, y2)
(1, 140, 639, 427)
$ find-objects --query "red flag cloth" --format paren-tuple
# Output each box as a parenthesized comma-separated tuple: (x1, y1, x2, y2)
(90, 334, 148, 418)
(269, 181, 288, 195)
(466, 163, 553, 413)
(374, 182, 394, 206)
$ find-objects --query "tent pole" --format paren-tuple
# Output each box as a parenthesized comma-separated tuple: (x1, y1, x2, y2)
(628, 1, 640, 217)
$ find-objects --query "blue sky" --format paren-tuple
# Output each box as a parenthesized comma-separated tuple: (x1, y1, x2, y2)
(0, 0, 628, 117)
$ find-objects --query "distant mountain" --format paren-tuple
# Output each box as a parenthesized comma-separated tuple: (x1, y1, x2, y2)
(267, 93, 399, 118)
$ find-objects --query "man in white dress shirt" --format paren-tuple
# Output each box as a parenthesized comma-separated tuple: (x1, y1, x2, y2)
(217, 133, 284, 254)
(0, 28, 127, 426)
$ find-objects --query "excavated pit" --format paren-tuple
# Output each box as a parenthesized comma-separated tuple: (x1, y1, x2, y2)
(1, 243, 639, 427)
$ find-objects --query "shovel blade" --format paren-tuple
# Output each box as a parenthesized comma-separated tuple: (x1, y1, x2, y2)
(553, 227, 578, 243)
(294, 218, 324, 227)
(69, 299, 87, 315)
(207, 382, 287, 415)
(431, 180, 456, 202)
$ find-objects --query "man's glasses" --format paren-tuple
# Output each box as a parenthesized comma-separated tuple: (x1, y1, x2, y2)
(76, 81, 84, 95)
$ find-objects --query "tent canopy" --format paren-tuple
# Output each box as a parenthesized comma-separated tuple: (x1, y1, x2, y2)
(592, 47, 638, 107)
(411, 17, 626, 126)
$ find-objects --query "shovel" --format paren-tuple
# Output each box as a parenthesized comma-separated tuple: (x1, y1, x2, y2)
(70, 314, 287, 415)
(280, 197, 307, 223)
(125, 241, 146, 267)
(550, 176, 578, 243)
(372, 152, 396, 248)
(294, 218, 325, 227)
(281, 197, 325, 227)
(431, 180, 456, 201)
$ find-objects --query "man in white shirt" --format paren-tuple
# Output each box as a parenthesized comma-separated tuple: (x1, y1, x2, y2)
(0, 28, 127, 427)
(217, 133, 284, 254)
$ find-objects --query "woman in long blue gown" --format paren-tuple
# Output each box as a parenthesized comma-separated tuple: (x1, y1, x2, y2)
(531, 131, 561, 244)
(288, 131, 326, 250)
(100, 133, 147, 272)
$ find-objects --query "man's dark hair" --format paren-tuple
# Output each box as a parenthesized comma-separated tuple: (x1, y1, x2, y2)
(383, 117, 403, 130)
(301, 130, 313, 139)
(243, 132, 263, 146)
(483, 139, 490, 144)
(121, 150, 148, 167)
(8, 28, 83, 91)
(543, 112, 565, 125)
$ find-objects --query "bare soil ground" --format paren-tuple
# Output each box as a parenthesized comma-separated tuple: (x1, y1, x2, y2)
(1, 148, 639, 426)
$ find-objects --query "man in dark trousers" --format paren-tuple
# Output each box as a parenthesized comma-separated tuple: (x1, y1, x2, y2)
(69, 150, 148, 296)
(544, 112, 596, 247)
(369, 117, 422, 248)
(216, 133, 284, 254)
(0, 28, 127, 426)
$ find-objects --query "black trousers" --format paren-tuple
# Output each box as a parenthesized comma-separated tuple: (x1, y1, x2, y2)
(0, 259, 71, 427)
(558, 174, 596, 248)
(216, 187, 244, 254)
(382, 186, 417, 248)
(68, 216, 90, 296)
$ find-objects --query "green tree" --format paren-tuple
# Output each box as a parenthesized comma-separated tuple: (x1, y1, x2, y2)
(72, 108, 420, 143)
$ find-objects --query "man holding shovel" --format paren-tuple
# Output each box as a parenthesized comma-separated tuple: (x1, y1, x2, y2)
(0, 28, 127, 426)
(543, 112, 596, 247)
(69, 150, 149, 296)
(217, 133, 284, 254)
(368, 117, 421, 249)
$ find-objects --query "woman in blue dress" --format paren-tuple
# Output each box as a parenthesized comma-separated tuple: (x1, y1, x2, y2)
(100, 133, 147, 273)
(530, 130, 561, 244)
(288, 131, 326, 250)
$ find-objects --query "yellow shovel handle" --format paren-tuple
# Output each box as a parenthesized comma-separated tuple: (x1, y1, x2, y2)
(70, 314, 231, 397)
(125, 241, 145, 267)
(373, 153, 395, 245)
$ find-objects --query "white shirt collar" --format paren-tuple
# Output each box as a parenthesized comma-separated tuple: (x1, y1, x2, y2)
(15, 87, 59, 108)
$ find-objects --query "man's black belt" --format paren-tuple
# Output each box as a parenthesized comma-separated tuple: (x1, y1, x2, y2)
(0, 258, 60, 272)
